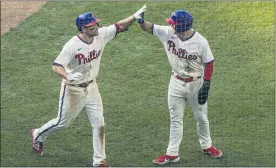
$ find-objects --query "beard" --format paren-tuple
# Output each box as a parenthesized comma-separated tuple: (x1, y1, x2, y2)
(87, 31, 98, 37)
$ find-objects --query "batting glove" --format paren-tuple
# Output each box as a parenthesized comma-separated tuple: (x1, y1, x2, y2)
(133, 4, 147, 20)
(198, 80, 210, 105)
(137, 12, 144, 24)
(67, 72, 83, 81)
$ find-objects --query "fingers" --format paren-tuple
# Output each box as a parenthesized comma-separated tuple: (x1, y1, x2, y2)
(139, 4, 147, 14)
(67, 72, 83, 81)
(136, 15, 142, 19)
(133, 4, 147, 19)
(140, 4, 147, 12)
(74, 72, 83, 78)
(72, 72, 83, 81)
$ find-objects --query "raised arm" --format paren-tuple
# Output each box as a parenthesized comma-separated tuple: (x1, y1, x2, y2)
(138, 12, 154, 34)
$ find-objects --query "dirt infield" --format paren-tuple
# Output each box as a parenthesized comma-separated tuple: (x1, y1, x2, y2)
(1, 1, 45, 35)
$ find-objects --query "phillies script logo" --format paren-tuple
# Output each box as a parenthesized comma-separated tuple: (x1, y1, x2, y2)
(167, 40, 197, 60)
(75, 50, 101, 64)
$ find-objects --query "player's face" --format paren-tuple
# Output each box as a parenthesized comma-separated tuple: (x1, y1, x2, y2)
(170, 25, 177, 34)
(83, 24, 99, 37)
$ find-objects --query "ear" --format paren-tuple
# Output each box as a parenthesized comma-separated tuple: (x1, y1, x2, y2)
(81, 26, 86, 32)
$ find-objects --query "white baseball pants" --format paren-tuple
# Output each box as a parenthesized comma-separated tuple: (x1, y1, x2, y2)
(166, 76, 212, 156)
(33, 80, 105, 165)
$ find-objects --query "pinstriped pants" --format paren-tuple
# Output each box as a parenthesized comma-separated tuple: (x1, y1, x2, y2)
(166, 76, 212, 156)
(34, 81, 105, 165)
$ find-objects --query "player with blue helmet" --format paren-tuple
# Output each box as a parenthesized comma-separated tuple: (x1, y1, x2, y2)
(138, 9, 222, 165)
(30, 5, 147, 167)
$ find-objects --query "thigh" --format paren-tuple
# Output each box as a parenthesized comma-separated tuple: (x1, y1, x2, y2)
(187, 78, 203, 104)
(59, 83, 86, 121)
(187, 79, 208, 121)
(85, 82, 104, 126)
(168, 77, 186, 119)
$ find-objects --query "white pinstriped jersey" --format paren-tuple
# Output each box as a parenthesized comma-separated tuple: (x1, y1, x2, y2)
(54, 25, 117, 84)
(153, 24, 214, 78)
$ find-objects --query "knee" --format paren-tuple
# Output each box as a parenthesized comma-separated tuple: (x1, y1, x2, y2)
(169, 108, 183, 121)
(170, 115, 183, 122)
(170, 120, 183, 129)
(170, 114, 183, 127)
(194, 115, 209, 124)
(90, 117, 105, 128)
(58, 118, 73, 129)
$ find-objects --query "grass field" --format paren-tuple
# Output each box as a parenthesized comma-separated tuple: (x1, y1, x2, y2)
(1, 1, 275, 167)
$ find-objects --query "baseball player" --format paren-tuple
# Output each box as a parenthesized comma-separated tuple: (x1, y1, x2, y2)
(29, 5, 147, 167)
(137, 10, 222, 165)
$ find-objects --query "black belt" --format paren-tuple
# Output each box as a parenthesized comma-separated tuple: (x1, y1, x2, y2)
(174, 75, 201, 82)
(67, 80, 93, 88)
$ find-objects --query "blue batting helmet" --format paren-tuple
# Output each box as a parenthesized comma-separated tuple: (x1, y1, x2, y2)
(166, 10, 193, 32)
(76, 12, 100, 31)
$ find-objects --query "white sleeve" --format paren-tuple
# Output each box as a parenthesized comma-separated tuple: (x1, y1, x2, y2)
(202, 40, 214, 63)
(152, 24, 173, 41)
(98, 24, 117, 44)
(53, 43, 74, 67)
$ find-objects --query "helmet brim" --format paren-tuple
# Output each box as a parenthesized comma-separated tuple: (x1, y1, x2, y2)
(84, 19, 101, 27)
(166, 18, 176, 25)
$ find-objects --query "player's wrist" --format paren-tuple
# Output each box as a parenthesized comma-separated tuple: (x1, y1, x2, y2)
(137, 18, 144, 24)
(137, 12, 144, 24)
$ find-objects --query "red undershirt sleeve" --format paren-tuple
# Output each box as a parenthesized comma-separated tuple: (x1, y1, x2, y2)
(204, 60, 214, 81)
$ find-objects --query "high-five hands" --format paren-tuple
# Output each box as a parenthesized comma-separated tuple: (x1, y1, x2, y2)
(133, 4, 147, 20)
(137, 12, 145, 24)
